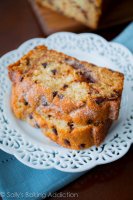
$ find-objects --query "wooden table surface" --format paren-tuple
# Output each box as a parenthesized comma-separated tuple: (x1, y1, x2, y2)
(0, 1, 133, 200)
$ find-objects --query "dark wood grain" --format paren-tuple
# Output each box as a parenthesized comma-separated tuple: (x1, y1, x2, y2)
(0, 0, 42, 56)
(0, 1, 132, 200)
(0, 0, 130, 56)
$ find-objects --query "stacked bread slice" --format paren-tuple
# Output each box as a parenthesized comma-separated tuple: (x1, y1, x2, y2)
(8, 46, 124, 149)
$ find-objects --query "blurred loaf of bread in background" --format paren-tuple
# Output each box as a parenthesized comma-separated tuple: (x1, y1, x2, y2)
(37, 0, 113, 29)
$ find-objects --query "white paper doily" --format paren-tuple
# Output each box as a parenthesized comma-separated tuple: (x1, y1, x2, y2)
(0, 32, 133, 172)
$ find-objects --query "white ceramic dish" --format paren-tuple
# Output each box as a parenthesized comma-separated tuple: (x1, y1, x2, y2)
(0, 32, 133, 172)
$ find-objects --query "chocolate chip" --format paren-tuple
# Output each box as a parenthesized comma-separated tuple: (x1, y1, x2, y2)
(48, 115, 52, 118)
(86, 74, 95, 83)
(41, 96, 48, 106)
(76, 4, 88, 19)
(95, 97, 105, 104)
(67, 122, 74, 131)
(42, 62, 47, 68)
(29, 114, 33, 119)
(78, 71, 83, 76)
(26, 58, 30, 65)
(63, 84, 68, 89)
(114, 90, 121, 97)
(78, 70, 95, 83)
(64, 139, 70, 146)
(20, 77, 24, 82)
(81, 70, 95, 83)
(53, 91, 58, 98)
(35, 123, 40, 128)
(87, 119, 93, 124)
(64, 58, 84, 69)
(58, 94, 64, 99)
(51, 69, 57, 75)
(52, 127, 58, 135)
(64, 58, 96, 83)
(34, 46, 38, 50)
(111, 93, 116, 98)
(24, 101, 28, 106)
(81, 9, 88, 19)
(79, 144, 85, 149)
(108, 68, 115, 73)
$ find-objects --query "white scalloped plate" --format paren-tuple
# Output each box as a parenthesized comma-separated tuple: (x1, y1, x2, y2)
(0, 32, 133, 172)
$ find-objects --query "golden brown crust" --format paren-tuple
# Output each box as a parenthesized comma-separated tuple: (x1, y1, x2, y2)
(8, 45, 124, 149)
